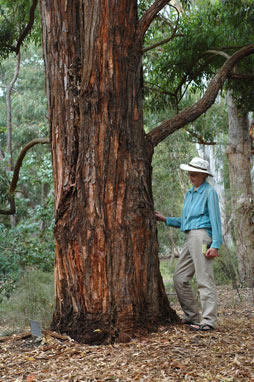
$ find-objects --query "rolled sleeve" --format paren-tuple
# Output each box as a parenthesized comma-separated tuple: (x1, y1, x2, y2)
(165, 217, 182, 228)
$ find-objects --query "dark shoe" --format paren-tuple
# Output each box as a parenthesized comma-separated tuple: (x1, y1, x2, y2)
(181, 319, 195, 325)
(189, 323, 214, 331)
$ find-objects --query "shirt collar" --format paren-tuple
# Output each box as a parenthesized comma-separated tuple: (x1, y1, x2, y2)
(189, 180, 208, 194)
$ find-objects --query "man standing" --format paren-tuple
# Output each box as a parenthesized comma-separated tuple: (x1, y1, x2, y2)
(155, 157, 222, 331)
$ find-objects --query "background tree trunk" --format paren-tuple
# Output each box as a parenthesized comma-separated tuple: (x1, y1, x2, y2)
(226, 92, 254, 287)
(6, 52, 20, 227)
(40, 0, 177, 344)
(6, 52, 21, 171)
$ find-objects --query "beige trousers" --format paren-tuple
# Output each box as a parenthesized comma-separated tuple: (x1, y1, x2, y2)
(173, 229, 217, 328)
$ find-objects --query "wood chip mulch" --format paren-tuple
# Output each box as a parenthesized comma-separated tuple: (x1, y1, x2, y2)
(1, 287, 254, 382)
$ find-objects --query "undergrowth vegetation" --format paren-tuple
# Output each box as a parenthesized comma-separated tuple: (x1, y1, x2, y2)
(0, 270, 54, 335)
(0, 249, 240, 336)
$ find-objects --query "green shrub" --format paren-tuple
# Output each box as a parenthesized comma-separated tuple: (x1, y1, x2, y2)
(213, 245, 238, 286)
(0, 269, 54, 334)
(0, 198, 55, 298)
(160, 257, 177, 296)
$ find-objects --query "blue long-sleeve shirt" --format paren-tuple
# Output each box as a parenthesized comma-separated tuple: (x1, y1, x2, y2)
(165, 180, 222, 249)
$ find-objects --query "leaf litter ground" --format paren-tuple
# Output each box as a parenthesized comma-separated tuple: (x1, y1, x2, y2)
(1, 287, 254, 382)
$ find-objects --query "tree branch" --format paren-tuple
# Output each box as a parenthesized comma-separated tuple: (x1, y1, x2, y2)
(10, 138, 50, 193)
(143, 4, 183, 53)
(204, 50, 254, 80)
(156, 14, 175, 29)
(15, 0, 38, 54)
(204, 49, 230, 59)
(0, 138, 50, 215)
(172, 54, 216, 105)
(145, 81, 176, 97)
(229, 73, 254, 80)
(0, 194, 16, 216)
(143, 33, 184, 53)
(138, 0, 170, 38)
(147, 44, 254, 147)
(186, 129, 216, 146)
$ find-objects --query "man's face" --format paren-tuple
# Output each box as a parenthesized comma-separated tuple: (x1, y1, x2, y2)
(188, 172, 207, 188)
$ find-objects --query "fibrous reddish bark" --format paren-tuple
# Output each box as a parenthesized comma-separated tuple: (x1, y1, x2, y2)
(40, 0, 178, 344)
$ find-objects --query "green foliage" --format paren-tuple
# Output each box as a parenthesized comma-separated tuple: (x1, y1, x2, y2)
(0, 196, 55, 294)
(0, 11, 16, 58)
(143, 0, 254, 113)
(0, 45, 47, 133)
(212, 245, 239, 286)
(0, 43, 54, 298)
(0, 270, 54, 332)
(0, 161, 11, 203)
(0, 0, 41, 58)
(159, 258, 177, 296)
(186, 95, 228, 143)
(0, 44, 50, 212)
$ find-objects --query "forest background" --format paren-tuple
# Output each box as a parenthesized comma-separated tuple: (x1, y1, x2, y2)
(0, 0, 254, 333)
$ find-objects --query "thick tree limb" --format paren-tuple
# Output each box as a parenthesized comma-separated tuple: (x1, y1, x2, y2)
(15, 0, 38, 54)
(147, 44, 254, 147)
(0, 138, 50, 215)
(138, 0, 170, 38)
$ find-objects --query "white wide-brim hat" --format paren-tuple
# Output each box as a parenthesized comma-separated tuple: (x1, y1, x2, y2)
(180, 157, 213, 177)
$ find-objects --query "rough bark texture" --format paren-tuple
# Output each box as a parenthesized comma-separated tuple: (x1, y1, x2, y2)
(40, 0, 178, 344)
(226, 92, 254, 287)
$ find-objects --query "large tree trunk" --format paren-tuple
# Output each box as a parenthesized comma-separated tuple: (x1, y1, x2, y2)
(226, 92, 254, 287)
(40, 0, 177, 344)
